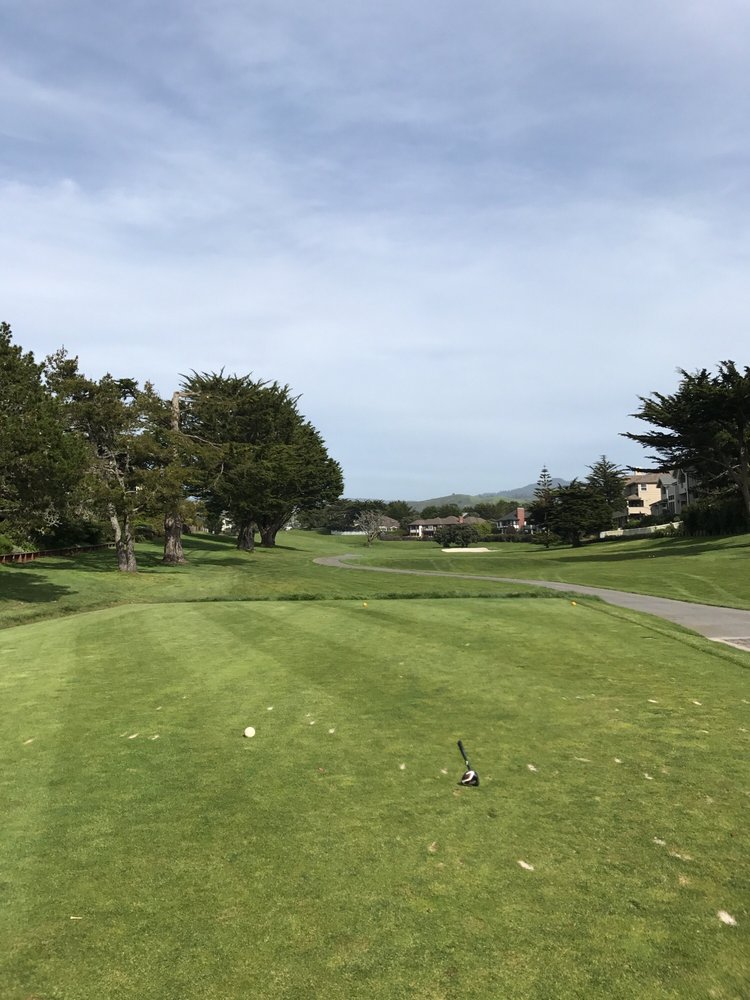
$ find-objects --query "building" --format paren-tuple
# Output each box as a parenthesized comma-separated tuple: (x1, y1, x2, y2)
(494, 507, 528, 532)
(618, 472, 663, 524)
(408, 515, 487, 538)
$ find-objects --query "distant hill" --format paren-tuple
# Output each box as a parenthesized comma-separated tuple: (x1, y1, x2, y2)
(409, 480, 569, 512)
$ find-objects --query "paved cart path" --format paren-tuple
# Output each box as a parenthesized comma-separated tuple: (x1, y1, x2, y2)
(314, 554, 750, 651)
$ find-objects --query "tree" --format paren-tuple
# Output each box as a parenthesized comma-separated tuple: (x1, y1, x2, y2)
(297, 498, 386, 533)
(527, 466, 555, 547)
(354, 509, 382, 546)
(586, 455, 627, 522)
(385, 500, 416, 530)
(421, 503, 461, 518)
(547, 480, 613, 547)
(46, 352, 162, 572)
(0, 325, 88, 545)
(160, 391, 189, 564)
(623, 361, 750, 526)
(251, 421, 344, 547)
(434, 523, 479, 547)
(180, 371, 343, 549)
(466, 499, 517, 521)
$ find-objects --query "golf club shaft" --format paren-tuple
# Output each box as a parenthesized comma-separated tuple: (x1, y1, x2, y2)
(457, 739, 471, 769)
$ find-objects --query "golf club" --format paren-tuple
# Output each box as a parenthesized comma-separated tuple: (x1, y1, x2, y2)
(457, 739, 479, 786)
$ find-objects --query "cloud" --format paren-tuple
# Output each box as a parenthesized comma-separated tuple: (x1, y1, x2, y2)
(1, 1, 749, 495)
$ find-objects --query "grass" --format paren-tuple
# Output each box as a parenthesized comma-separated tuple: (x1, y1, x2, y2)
(1, 533, 749, 998)
(354, 533, 750, 609)
(0, 532, 548, 631)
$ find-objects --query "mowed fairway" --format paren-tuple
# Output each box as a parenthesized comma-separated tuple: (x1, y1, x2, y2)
(1, 592, 748, 999)
(355, 532, 750, 610)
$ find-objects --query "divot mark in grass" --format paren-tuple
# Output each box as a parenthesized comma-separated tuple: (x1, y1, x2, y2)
(669, 850, 693, 861)
(614, 757, 623, 763)
(399, 763, 406, 770)
(309, 721, 316, 726)
(328, 728, 335, 734)
(692, 700, 702, 706)
(527, 764, 538, 772)
(23, 738, 34, 745)
(517, 860, 534, 871)
(128, 734, 139, 739)
(70, 916, 83, 921)
(267, 706, 273, 711)
(717, 910, 737, 926)
(440, 768, 448, 775)
(150, 735, 160, 741)
(428, 842, 438, 853)
(648, 699, 659, 704)
(644, 773, 654, 780)
(653, 838, 666, 846)
(574, 757, 591, 763)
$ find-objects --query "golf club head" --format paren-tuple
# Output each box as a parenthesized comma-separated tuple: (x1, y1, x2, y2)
(459, 768, 479, 787)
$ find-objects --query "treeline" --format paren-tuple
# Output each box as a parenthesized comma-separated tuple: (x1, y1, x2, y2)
(530, 359, 750, 544)
(298, 497, 520, 535)
(528, 459, 626, 547)
(0, 324, 342, 571)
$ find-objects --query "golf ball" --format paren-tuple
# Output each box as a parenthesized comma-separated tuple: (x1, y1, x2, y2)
(243, 726, 256, 738)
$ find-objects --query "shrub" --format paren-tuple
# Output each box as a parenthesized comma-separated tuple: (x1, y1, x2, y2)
(34, 519, 109, 549)
(0, 533, 17, 554)
(434, 524, 480, 547)
(681, 497, 747, 536)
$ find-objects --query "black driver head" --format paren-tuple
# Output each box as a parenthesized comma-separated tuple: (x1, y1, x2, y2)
(457, 740, 480, 786)
(459, 768, 480, 787)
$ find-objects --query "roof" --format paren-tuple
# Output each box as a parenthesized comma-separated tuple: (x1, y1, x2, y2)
(496, 507, 524, 522)
(409, 515, 489, 527)
(378, 515, 400, 528)
(409, 516, 461, 527)
(625, 473, 662, 485)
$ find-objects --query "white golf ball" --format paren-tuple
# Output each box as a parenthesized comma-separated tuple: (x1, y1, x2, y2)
(243, 726, 256, 738)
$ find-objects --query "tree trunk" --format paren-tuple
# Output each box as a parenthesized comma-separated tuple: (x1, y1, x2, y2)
(163, 511, 186, 564)
(162, 391, 187, 564)
(110, 507, 138, 572)
(237, 522, 255, 551)
(259, 524, 278, 547)
(737, 429, 750, 527)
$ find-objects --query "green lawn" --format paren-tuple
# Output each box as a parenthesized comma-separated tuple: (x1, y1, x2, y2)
(354, 533, 750, 609)
(1, 534, 748, 998)
(0, 532, 547, 632)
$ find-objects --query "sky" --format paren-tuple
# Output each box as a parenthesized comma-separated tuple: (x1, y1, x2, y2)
(2, 1, 750, 499)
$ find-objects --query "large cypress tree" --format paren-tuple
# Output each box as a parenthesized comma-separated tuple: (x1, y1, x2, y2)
(180, 371, 342, 549)
(0, 324, 88, 544)
(624, 362, 750, 526)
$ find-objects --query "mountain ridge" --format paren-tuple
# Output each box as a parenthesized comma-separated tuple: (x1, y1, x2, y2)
(408, 479, 569, 512)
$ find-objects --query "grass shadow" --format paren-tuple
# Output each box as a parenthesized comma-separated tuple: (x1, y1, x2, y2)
(569, 537, 750, 564)
(0, 568, 72, 604)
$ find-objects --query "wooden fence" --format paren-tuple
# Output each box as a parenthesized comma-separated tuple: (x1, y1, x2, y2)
(0, 543, 116, 565)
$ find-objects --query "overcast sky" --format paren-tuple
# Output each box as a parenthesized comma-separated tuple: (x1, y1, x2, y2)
(2, 2, 749, 499)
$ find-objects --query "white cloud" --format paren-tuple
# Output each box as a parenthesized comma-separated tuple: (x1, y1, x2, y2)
(1, 1, 749, 495)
